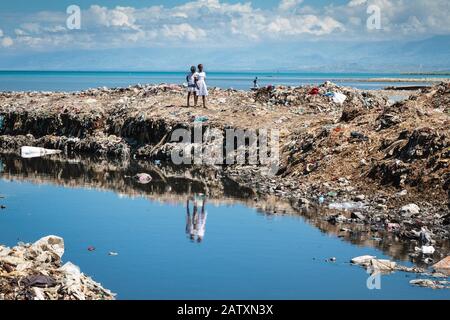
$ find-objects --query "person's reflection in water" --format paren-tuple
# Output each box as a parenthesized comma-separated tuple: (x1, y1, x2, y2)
(186, 194, 207, 243)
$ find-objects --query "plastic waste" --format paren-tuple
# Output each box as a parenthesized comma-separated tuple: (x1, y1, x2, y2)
(318, 196, 325, 204)
(415, 245, 435, 254)
(351, 255, 376, 265)
(0, 115, 4, 130)
(309, 88, 319, 95)
(30, 235, 65, 260)
(21, 146, 62, 159)
(135, 173, 152, 184)
(328, 201, 365, 211)
(22, 275, 57, 288)
(194, 116, 209, 123)
(332, 92, 347, 104)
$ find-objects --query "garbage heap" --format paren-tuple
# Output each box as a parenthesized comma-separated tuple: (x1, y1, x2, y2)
(254, 81, 387, 116)
(370, 83, 450, 198)
(0, 236, 115, 300)
(281, 82, 449, 206)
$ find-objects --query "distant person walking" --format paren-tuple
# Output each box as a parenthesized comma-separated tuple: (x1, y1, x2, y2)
(186, 66, 198, 107)
(253, 77, 259, 89)
(194, 64, 208, 109)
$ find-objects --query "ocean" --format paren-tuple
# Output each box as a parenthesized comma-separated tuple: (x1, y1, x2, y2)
(0, 71, 447, 92)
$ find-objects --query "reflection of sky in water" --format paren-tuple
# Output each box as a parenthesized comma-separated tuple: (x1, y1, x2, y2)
(1, 158, 449, 299)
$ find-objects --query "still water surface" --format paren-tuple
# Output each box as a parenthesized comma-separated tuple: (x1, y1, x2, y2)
(0, 154, 448, 299)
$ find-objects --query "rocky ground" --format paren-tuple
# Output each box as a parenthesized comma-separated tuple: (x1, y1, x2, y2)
(0, 81, 449, 288)
(0, 236, 115, 300)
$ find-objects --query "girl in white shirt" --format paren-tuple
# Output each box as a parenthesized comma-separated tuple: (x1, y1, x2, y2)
(194, 64, 208, 109)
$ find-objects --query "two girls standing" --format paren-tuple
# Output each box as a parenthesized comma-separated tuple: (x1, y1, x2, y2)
(186, 64, 208, 108)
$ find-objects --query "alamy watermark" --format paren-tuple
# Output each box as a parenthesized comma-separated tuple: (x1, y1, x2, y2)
(66, 5, 81, 30)
(367, 4, 382, 30)
(170, 124, 280, 176)
(366, 268, 382, 290)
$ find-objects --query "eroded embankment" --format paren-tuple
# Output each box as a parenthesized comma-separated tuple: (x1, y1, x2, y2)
(0, 82, 449, 253)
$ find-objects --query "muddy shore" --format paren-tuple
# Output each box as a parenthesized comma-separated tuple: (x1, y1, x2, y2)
(0, 81, 449, 294)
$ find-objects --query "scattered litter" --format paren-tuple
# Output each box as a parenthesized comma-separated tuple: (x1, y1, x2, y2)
(135, 173, 152, 184)
(108, 252, 119, 256)
(400, 204, 420, 216)
(21, 146, 61, 159)
(351, 211, 365, 221)
(87, 246, 96, 252)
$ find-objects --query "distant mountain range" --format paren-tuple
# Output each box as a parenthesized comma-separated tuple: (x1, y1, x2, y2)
(1, 35, 449, 73)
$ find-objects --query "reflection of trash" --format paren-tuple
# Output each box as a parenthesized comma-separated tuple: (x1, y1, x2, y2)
(410, 279, 450, 289)
(1, 205, 6, 209)
(415, 246, 435, 255)
(0, 236, 115, 300)
(21, 146, 61, 159)
(135, 173, 152, 184)
(108, 252, 119, 256)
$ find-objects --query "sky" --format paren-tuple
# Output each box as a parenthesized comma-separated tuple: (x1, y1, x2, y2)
(0, 0, 449, 71)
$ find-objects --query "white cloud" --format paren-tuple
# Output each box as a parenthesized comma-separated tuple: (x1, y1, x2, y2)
(348, 0, 368, 7)
(1, 37, 14, 47)
(279, 0, 304, 11)
(2, 0, 449, 51)
(89, 5, 139, 29)
(268, 15, 344, 36)
(162, 23, 207, 41)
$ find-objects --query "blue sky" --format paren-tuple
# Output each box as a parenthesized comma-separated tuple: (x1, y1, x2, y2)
(0, 0, 449, 71)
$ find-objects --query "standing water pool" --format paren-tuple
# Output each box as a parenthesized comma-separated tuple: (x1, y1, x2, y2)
(0, 154, 448, 300)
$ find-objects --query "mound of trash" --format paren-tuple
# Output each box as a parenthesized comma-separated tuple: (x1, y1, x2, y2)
(253, 82, 387, 116)
(369, 83, 450, 195)
(0, 236, 115, 300)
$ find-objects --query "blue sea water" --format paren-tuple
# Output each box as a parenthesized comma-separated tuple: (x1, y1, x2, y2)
(0, 71, 446, 92)
(0, 155, 449, 300)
